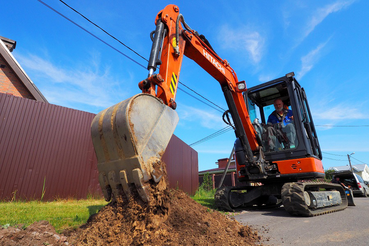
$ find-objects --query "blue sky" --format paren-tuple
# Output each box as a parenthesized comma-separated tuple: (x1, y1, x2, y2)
(2, 0, 368, 171)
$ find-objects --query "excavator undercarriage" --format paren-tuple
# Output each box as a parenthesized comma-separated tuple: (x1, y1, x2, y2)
(215, 182, 350, 216)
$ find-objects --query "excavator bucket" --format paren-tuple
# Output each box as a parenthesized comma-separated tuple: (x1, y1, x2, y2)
(91, 93, 179, 203)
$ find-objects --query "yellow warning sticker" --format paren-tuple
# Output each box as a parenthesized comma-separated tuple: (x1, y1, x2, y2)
(170, 73, 177, 95)
(172, 37, 177, 48)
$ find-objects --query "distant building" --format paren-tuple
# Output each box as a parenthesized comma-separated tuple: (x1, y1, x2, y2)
(199, 158, 245, 189)
(0, 36, 47, 102)
(330, 164, 369, 182)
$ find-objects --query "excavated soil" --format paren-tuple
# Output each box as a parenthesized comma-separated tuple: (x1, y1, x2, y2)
(0, 174, 261, 245)
(68, 191, 260, 245)
(0, 220, 69, 245)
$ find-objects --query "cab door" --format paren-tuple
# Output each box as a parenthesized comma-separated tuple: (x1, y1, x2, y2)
(292, 83, 322, 160)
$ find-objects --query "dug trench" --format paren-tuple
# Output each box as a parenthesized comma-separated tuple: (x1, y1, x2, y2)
(0, 167, 262, 245)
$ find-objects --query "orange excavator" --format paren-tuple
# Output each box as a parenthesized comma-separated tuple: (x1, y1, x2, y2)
(91, 4, 349, 216)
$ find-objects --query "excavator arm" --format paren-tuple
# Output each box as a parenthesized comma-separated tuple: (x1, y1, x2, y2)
(141, 4, 260, 163)
(91, 4, 265, 203)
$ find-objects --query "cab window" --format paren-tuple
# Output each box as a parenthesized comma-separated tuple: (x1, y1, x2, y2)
(246, 81, 298, 152)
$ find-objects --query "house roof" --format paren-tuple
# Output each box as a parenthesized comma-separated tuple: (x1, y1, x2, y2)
(330, 164, 368, 173)
(0, 36, 16, 52)
(0, 36, 47, 103)
(199, 164, 237, 175)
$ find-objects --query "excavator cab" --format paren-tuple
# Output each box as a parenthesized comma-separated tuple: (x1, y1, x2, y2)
(215, 73, 349, 215)
(241, 72, 324, 182)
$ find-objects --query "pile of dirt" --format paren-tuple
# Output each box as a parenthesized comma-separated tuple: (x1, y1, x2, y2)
(66, 175, 261, 245)
(1, 178, 261, 245)
(0, 220, 69, 245)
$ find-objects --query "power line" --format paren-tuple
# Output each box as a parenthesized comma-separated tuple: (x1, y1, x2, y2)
(316, 125, 369, 128)
(177, 87, 224, 113)
(58, 0, 149, 62)
(49, 0, 227, 115)
(323, 152, 367, 164)
(178, 81, 226, 112)
(351, 156, 366, 164)
(37, 0, 146, 70)
(39, 0, 231, 145)
(322, 152, 346, 157)
(189, 126, 233, 146)
(324, 157, 347, 162)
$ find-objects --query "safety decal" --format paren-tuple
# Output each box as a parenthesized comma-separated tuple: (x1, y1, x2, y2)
(170, 73, 177, 95)
(172, 37, 177, 48)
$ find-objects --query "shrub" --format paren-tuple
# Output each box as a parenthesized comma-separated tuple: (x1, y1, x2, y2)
(200, 172, 213, 191)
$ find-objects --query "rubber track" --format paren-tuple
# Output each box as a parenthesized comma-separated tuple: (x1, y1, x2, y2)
(214, 186, 234, 212)
(214, 186, 282, 211)
(282, 182, 348, 217)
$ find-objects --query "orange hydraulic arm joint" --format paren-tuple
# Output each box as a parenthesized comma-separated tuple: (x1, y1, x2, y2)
(139, 5, 262, 167)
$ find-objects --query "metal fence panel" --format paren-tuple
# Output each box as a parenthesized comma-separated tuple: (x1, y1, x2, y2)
(0, 93, 198, 200)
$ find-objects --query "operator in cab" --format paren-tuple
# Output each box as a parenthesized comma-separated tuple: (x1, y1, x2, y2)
(267, 98, 297, 148)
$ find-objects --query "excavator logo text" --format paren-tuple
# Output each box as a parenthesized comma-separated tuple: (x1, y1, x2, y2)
(203, 49, 225, 75)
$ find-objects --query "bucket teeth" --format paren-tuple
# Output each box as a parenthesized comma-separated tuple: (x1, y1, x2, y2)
(91, 94, 178, 202)
(151, 160, 164, 183)
(132, 168, 150, 202)
(98, 172, 111, 201)
(108, 171, 122, 200)
(119, 170, 132, 199)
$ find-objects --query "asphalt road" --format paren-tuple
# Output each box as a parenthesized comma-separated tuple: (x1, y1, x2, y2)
(233, 197, 369, 245)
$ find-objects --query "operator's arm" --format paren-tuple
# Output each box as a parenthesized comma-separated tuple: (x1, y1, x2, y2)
(285, 110, 294, 124)
(267, 113, 278, 124)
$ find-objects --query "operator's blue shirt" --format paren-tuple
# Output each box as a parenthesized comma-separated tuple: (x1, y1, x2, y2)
(267, 109, 293, 126)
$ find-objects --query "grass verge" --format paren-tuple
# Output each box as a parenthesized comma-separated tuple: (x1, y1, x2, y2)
(0, 187, 216, 233)
(191, 188, 217, 209)
(0, 199, 107, 233)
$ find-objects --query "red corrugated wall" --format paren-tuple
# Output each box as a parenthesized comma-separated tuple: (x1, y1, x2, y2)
(163, 135, 198, 194)
(0, 93, 198, 201)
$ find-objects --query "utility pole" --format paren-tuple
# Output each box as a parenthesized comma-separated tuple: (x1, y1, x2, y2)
(347, 152, 355, 172)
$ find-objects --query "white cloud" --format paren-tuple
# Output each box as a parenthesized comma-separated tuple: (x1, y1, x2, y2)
(177, 104, 225, 130)
(19, 54, 70, 83)
(15, 53, 131, 112)
(218, 25, 265, 64)
(313, 104, 368, 121)
(302, 0, 355, 40)
(283, 0, 356, 48)
(258, 74, 275, 83)
(296, 39, 330, 79)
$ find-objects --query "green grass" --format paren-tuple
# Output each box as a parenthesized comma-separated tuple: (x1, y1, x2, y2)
(0, 199, 107, 233)
(191, 188, 217, 209)
(191, 172, 217, 209)
(0, 186, 217, 234)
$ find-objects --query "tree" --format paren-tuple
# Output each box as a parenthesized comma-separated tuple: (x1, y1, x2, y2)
(200, 172, 213, 191)
(325, 169, 335, 182)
